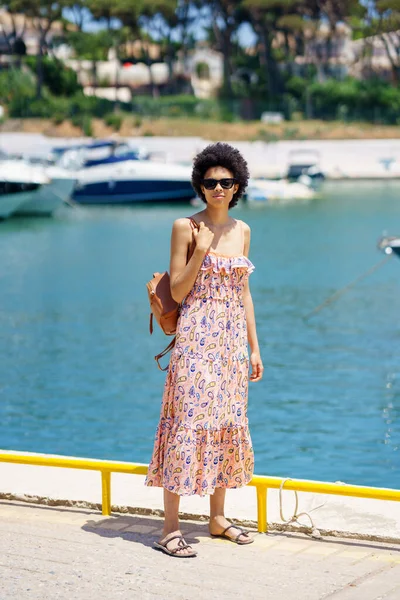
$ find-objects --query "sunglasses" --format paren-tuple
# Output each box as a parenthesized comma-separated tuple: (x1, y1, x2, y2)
(202, 178, 236, 190)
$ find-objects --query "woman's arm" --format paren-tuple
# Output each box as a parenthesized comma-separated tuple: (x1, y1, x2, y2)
(169, 218, 213, 303)
(242, 222, 263, 382)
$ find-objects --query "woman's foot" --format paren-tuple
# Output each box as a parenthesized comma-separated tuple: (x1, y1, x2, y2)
(209, 516, 253, 545)
(155, 530, 197, 557)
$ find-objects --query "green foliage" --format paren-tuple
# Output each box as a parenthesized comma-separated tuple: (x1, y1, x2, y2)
(66, 30, 114, 61)
(132, 94, 199, 117)
(82, 115, 93, 136)
(254, 129, 280, 143)
(285, 76, 308, 99)
(195, 62, 210, 80)
(308, 78, 400, 123)
(0, 68, 35, 103)
(104, 112, 123, 130)
(25, 56, 81, 96)
(131, 95, 240, 121)
(71, 113, 93, 136)
(52, 112, 65, 125)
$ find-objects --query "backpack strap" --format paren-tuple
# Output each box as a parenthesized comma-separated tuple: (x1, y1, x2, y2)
(187, 216, 199, 230)
(155, 337, 176, 371)
(153, 218, 200, 370)
(149, 312, 154, 334)
(186, 216, 199, 262)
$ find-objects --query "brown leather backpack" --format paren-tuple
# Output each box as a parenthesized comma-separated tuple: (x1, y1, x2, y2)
(146, 217, 199, 370)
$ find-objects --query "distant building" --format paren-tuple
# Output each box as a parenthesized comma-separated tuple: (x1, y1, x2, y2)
(297, 21, 400, 81)
(186, 46, 223, 99)
(349, 31, 400, 80)
(0, 9, 71, 56)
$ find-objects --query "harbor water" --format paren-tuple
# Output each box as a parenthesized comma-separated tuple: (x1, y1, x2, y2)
(1, 180, 399, 489)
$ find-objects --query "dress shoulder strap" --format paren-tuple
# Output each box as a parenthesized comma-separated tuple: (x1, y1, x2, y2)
(186, 216, 199, 231)
(239, 220, 245, 254)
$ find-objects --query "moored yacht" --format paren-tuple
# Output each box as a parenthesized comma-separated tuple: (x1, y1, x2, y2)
(0, 160, 50, 218)
(72, 159, 194, 204)
(378, 236, 400, 258)
(0, 158, 76, 218)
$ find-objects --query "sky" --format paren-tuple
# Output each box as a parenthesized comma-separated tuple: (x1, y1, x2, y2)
(63, 7, 257, 49)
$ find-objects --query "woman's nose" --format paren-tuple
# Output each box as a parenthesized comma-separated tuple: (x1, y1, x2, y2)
(215, 182, 223, 191)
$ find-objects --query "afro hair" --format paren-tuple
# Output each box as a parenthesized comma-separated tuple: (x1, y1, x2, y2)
(191, 142, 249, 208)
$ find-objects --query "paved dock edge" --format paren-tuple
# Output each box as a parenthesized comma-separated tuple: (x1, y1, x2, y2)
(2, 490, 400, 546)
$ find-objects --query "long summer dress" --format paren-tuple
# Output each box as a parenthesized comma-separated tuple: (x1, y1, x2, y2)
(145, 222, 255, 496)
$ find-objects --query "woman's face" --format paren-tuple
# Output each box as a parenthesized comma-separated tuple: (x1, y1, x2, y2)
(201, 166, 239, 208)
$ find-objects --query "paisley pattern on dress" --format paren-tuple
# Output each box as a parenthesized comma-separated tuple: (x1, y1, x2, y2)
(145, 249, 255, 497)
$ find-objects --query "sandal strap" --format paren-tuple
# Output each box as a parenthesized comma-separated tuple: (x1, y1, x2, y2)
(170, 543, 193, 555)
(220, 524, 249, 536)
(164, 534, 193, 554)
(162, 534, 183, 547)
(220, 524, 250, 541)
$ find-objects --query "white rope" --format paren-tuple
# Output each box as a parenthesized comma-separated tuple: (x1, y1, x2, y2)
(303, 254, 393, 321)
(279, 478, 323, 539)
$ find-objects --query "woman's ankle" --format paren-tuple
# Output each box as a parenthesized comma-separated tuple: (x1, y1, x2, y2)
(161, 526, 181, 538)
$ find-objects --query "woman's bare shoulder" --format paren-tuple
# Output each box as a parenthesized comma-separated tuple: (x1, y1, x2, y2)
(173, 217, 192, 229)
(171, 218, 194, 243)
(237, 219, 251, 235)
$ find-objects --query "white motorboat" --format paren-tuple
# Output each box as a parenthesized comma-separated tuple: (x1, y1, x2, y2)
(15, 165, 76, 216)
(245, 177, 316, 205)
(72, 159, 194, 204)
(0, 159, 76, 218)
(0, 160, 50, 218)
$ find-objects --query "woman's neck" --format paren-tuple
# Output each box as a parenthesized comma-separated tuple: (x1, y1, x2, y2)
(203, 206, 231, 227)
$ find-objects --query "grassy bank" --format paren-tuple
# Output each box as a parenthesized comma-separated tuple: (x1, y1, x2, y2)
(1, 116, 400, 141)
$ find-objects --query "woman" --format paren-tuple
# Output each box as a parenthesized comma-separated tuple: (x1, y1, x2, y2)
(145, 142, 263, 557)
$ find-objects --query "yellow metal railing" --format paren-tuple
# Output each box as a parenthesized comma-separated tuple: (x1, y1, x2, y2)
(1, 450, 400, 533)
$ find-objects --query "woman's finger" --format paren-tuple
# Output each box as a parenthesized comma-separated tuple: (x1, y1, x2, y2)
(250, 361, 263, 382)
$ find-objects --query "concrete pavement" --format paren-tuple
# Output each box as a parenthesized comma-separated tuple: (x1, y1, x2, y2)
(1, 500, 400, 600)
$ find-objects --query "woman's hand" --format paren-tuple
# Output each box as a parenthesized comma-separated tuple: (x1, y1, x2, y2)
(249, 351, 263, 382)
(193, 221, 214, 253)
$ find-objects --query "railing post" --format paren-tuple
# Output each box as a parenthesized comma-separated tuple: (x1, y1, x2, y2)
(101, 470, 111, 516)
(256, 485, 268, 533)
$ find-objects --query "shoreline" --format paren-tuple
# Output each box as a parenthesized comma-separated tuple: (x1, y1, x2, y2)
(3, 117, 400, 142)
(2, 131, 400, 178)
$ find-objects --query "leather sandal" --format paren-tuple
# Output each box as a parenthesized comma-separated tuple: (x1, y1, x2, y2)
(154, 534, 197, 558)
(210, 524, 254, 545)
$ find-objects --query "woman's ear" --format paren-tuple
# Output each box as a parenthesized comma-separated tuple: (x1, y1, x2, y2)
(233, 183, 239, 194)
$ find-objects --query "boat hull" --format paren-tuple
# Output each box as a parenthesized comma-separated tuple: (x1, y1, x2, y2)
(71, 160, 194, 205)
(0, 188, 39, 218)
(246, 178, 315, 204)
(72, 179, 195, 204)
(15, 178, 76, 216)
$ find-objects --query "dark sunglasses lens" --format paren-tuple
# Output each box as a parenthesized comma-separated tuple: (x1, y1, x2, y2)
(221, 179, 235, 189)
(202, 178, 235, 190)
(203, 179, 217, 190)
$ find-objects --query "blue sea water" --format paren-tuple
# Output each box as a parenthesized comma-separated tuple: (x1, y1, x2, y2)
(0, 181, 399, 488)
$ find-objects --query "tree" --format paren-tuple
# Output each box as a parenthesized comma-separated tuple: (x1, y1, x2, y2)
(11, 1, 66, 98)
(373, 0, 400, 82)
(0, 1, 27, 58)
(138, 0, 184, 93)
(64, 0, 91, 31)
(208, 0, 244, 98)
(67, 29, 114, 87)
(114, 0, 160, 97)
(244, 0, 303, 99)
